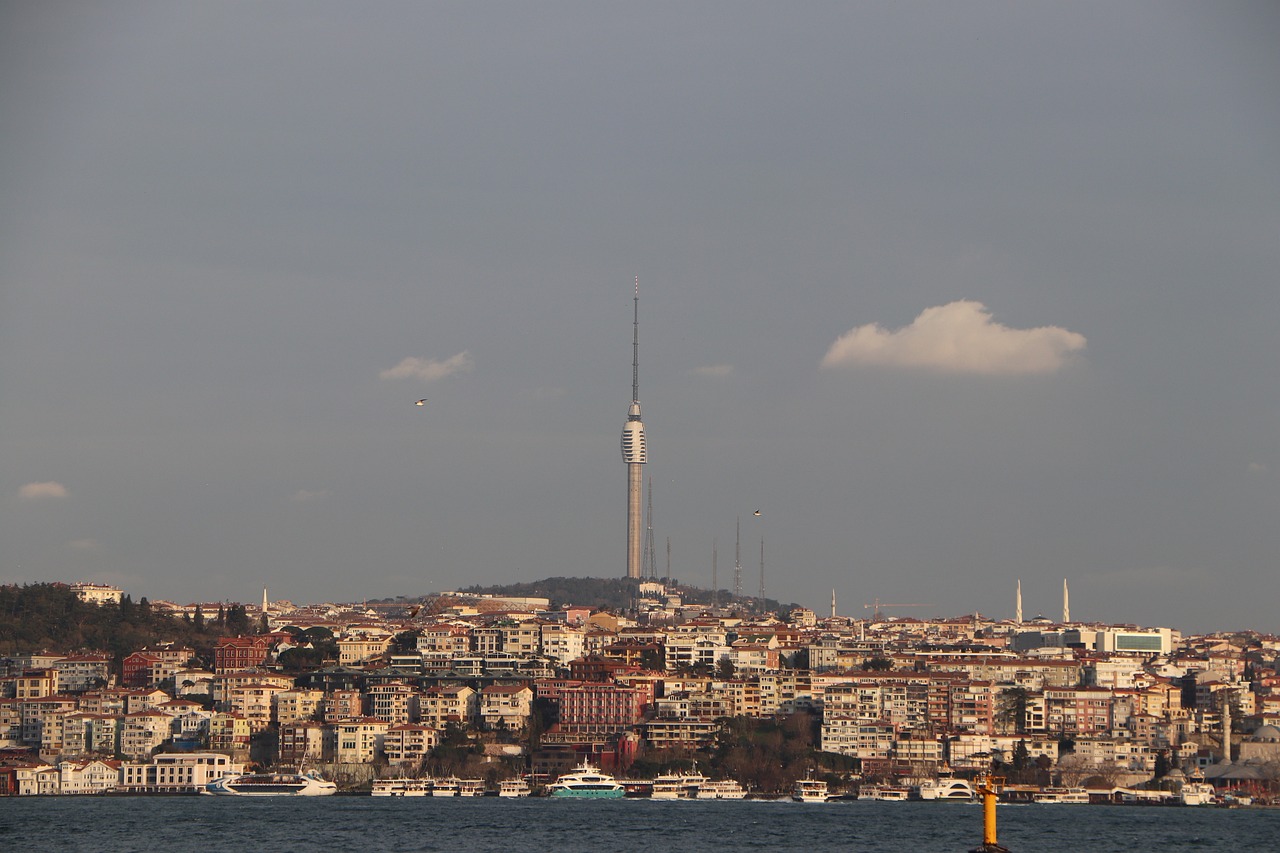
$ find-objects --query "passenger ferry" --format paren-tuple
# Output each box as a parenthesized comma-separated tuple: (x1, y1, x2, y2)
(430, 777, 461, 797)
(862, 785, 911, 801)
(457, 778, 486, 797)
(1032, 787, 1091, 804)
(371, 778, 431, 797)
(546, 762, 626, 799)
(203, 771, 337, 797)
(651, 770, 707, 800)
(695, 779, 747, 800)
(497, 778, 532, 798)
(792, 776, 831, 803)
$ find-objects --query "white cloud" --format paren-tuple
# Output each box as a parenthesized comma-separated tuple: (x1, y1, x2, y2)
(380, 351, 474, 382)
(821, 300, 1086, 375)
(19, 481, 68, 501)
(692, 364, 733, 378)
(291, 489, 332, 502)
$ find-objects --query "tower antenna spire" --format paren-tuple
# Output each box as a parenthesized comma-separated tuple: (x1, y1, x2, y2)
(632, 276, 640, 406)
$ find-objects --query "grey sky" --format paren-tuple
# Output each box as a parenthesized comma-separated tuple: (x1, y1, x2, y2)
(3, 2, 1278, 633)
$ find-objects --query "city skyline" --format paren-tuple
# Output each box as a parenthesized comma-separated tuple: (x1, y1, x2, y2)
(2, 3, 1278, 634)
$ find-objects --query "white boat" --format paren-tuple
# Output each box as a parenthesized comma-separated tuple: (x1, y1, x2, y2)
(498, 778, 532, 798)
(371, 778, 431, 797)
(431, 777, 461, 797)
(547, 762, 626, 799)
(457, 778, 486, 797)
(651, 771, 707, 800)
(917, 778, 976, 801)
(863, 785, 911, 801)
(695, 779, 747, 800)
(203, 771, 337, 797)
(792, 776, 831, 803)
(1032, 787, 1090, 804)
(1179, 782, 1216, 806)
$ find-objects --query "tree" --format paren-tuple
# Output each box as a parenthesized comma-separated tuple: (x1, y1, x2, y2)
(863, 657, 893, 671)
(997, 687, 1031, 735)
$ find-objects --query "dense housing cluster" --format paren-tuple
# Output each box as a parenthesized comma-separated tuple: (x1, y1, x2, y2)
(2, 581, 1279, 800)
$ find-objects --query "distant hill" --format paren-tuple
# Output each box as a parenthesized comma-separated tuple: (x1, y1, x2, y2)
(443, 576, 798, 615)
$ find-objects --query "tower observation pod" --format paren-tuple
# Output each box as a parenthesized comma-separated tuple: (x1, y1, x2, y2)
(622, 278, 647, 579)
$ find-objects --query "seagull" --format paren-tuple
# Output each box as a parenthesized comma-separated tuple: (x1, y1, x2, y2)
(753, 510, 761, 516)
(414, 399, 428, 406)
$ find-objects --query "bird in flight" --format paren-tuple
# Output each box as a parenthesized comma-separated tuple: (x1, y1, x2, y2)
(753, 510, 762, 516)
(414, 399, 428, 406)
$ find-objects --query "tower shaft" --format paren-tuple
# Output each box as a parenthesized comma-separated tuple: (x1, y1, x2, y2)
(621, 278, 647, 579)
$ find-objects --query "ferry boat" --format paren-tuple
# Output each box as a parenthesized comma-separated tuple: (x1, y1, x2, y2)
(695, 779, 747, 800)
(916, 778, 976, 801)
(863, 785, 911, 801)
(203, 771, 337, 797)
(497, 778, 532, 798)
(1178, 782, 1216, 806)
(651, 771, 707, 800)
(792, 776, 831, 803)
(431, 777, 461, 797)
(1032, 787, 1090, 804)
(371, 778, 431, 797)
(546, 762, 626, 799)
(457, 778, 486, 797)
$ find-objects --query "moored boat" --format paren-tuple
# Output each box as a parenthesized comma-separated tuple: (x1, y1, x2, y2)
(863, 785, 911, 801)
(203, 771, 337, 797)
(457, 778, 486, 797)
(431, 777, 461, 797)
(371, 778, 431, 797)
(695, 779, 747, 800)
(651, 771, 707, 800)
(916, 778, 976, 801)
(1032, 787, 1090, 804)
(546, 762, 626, 799)
(498, 778, 532, 798)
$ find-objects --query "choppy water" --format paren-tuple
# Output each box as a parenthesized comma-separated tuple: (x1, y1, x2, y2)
(2, 796, 1276, 853)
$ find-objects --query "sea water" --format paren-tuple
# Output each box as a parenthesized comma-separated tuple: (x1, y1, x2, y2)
(1, 797, 1275, 853)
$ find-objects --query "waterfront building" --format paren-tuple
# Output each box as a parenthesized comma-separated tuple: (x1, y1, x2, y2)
(119, 752, 241, 793)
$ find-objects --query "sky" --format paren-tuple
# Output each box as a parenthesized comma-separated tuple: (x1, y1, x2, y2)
(2, 2, 1278, 634)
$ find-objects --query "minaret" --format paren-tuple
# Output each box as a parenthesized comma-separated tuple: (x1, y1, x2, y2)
(1062, 578, 1070, 624)
(621, 277, 647, 579)
(1016, 579, 1023, 625)
(262, 586, 269, 615)
(831, 589, 837, 619)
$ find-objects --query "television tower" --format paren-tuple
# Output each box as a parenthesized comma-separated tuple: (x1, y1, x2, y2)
(621, 277, 647, 579)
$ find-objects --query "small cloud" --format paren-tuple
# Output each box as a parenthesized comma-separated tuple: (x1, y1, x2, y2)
(821, 300, 1086, 375)
(291, 489, 332, 502)
(380, 351, 474, 382)
(1248, 462, 1268, 475)
(19, 481, 68, 501)
(67, 539, 101, 551)
(692, 364, 733, 378)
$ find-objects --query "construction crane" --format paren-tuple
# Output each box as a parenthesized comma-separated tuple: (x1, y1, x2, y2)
(863, 599, 934, 620)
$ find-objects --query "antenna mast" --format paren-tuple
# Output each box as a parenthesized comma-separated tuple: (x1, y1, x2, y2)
(632, 276, 640, 406)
